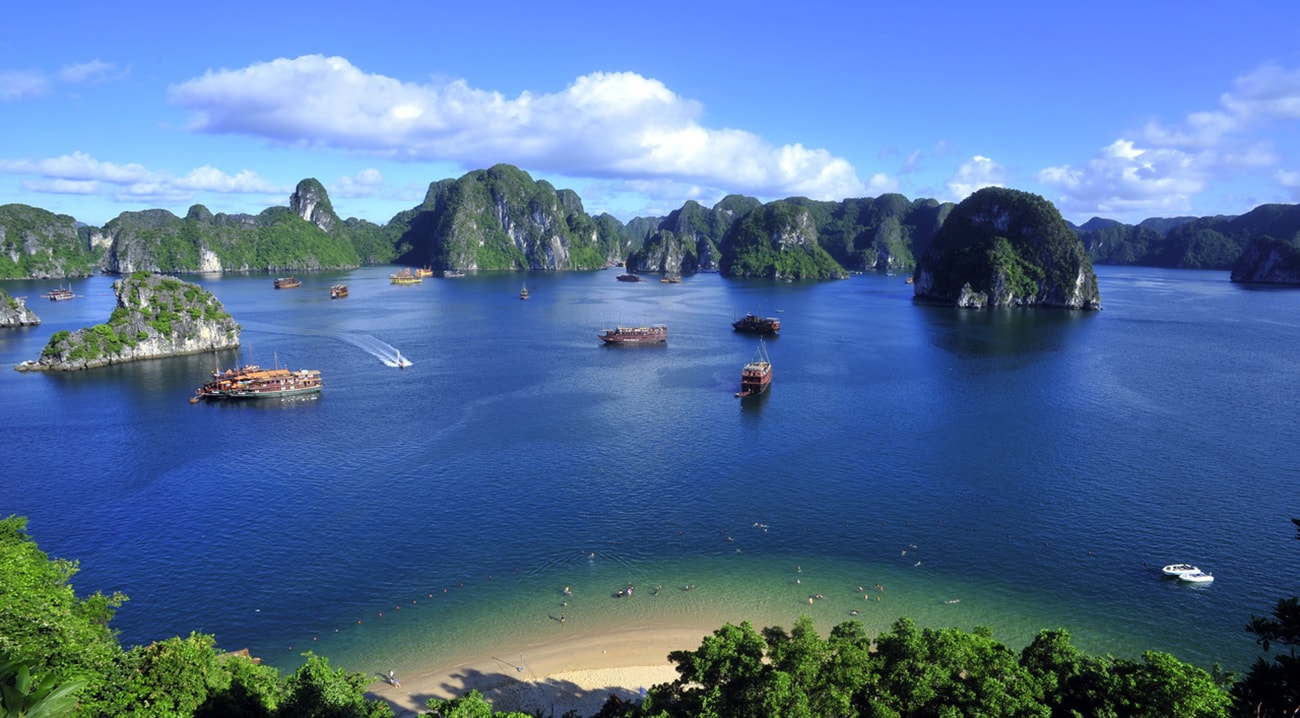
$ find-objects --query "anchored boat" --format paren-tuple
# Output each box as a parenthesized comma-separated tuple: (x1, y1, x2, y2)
(735, 341, 772, 397)
(598, 324, 667, 344)
(732, 312, 780, 335)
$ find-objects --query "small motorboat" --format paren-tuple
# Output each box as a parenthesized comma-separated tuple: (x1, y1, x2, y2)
(1178, 570, 1214, 583)
(1161, 563, 1199, 576)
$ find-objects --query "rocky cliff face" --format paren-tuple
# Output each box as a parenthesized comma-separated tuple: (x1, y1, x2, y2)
(394, 165, 612, 271)
(913, 187, 1101, 309)
(0, 288, 40, 327)
(627, 197, 756, 274)
(16, 272, 239, 371)
(0, 204, 97, 279)
(290, 178, 338, 233)
(1230, 235, 1300, 285)
(720, 202, 847, 279)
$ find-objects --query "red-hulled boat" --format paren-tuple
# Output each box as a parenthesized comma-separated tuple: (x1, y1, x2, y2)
(735, 342, 772, 397)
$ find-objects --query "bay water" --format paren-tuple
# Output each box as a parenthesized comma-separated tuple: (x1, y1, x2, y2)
(2, 266, 1297, 678)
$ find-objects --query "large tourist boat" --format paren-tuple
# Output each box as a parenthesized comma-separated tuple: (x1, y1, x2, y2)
(273, 277, 301, 289)
(732, 312, 781, 335)
(193, 364, 323, 401)
(598, 324, 668, 344)
(735, 341, 772, 397)
(616, 274, 642, 282)
(45, 287, 74, 301)
(330, 284, 348, 299)
(415, 266, 434, 278)
(390, 268, 423, 285)
(520, 283, 530, 300)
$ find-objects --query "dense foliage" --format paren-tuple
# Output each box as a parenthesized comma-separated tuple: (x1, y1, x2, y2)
(914, 187, 1100, 309)
(719, 202, 848, 279)
(781, 194, 951, 272)
(97, 200, 364, 275)
(390, 164, 616, 271)
(1077, 204, 1300, 269)
(35, 272, 238, 369)
(0, 516, 392, 718)
(0, 204, 98, 279)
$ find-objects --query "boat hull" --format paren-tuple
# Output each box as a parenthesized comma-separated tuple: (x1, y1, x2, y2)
(598, 325, 668, 344)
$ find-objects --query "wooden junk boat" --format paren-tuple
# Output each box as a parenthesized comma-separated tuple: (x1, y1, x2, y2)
(193, 363, 323, 401)
(390, 268, 423, 285)
(415, 266, 435, 278)
(598, 324, 668, 345)
(330, 284, 348, 299)
(732, 312, 780, 335)
(520, 283, 530, 300)
(45, 287, 75, 301)
(735, 341, 772, 397)
(273, 277, 301, 289)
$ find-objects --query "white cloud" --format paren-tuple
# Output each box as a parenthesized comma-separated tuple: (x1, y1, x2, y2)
(57, 60, 123, 84)
(1041, 63, 1300, 220)
(169, 55, 874, 202)
(0, 70, 50, 101)
(1037, 140, 1205, 219)
(332, 168, 385, 198)
(0, 151, 285, 206)
(175, 166, 279, 193)
(947, 155, 1005, 201)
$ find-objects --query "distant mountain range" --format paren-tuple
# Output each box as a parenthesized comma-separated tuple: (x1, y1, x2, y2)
(2, 164, 1298, 283)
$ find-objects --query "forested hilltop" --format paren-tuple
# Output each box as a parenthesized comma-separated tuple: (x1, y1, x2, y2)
(3, 164, 1300, 282)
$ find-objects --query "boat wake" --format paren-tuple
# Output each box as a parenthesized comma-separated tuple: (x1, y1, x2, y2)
(340, 333, 412, 368)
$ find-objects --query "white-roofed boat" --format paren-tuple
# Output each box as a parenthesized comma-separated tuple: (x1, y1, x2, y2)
(1161, 563, 1199, 576)
(1178, 570, 1214, 583)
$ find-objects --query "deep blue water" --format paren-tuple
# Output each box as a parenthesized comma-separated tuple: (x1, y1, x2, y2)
(2, 266, 1297, 677)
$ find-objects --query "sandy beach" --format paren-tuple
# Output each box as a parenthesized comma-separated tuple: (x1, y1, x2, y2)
(368, 625, 713, 717)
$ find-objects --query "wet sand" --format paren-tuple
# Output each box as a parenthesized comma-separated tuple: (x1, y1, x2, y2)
(368, 625, 712, 717)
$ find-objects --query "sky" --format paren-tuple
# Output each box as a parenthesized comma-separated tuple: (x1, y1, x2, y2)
(2, 1, 1299, 229)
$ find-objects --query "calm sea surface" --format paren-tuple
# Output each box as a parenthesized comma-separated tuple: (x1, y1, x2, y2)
(2, 266, 1297, 677)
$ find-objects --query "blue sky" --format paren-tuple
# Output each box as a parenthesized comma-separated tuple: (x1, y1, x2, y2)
(3, 1, 1299, 228)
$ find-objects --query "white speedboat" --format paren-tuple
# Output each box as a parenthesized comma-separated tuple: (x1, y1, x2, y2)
(1178, 570, 1214, 583)
(1162, 563, 1199, 576)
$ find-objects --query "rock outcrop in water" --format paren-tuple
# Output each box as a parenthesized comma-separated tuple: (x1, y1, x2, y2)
(0, 288, 40, 327)
(913, 187, 1101, 309)
(15, 272, 239, 371)
(1230, 235, 1300, 285)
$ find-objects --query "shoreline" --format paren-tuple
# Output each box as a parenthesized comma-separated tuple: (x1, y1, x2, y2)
(366, 625, 713, 717)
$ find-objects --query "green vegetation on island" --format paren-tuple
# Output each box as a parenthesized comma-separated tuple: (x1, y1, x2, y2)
(719, 202, 848, 280)
(914, 187, 1101, 309)
(21, 272, 239, 371)
(388, 164, 619, 271)
(7, 164, 1300, 284)
(0, 204, 99, 279)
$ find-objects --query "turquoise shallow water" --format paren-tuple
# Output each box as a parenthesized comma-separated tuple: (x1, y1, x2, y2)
(1, 266, 1297, 677)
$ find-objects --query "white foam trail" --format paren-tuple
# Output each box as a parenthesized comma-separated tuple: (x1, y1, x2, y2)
(340, 333, 412, 368)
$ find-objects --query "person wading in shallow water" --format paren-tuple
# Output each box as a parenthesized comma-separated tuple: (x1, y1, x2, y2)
(388, 670, 400, 687)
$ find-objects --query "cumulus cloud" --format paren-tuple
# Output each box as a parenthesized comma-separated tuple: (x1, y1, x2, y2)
(0, 70, 50, 101)
(332, 168, 385, 198)
(947, 155, 1006, 201)
(1040, 63, 1300, 220)
(0, 151, 286, 205)
(169, 55, 874, 201)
